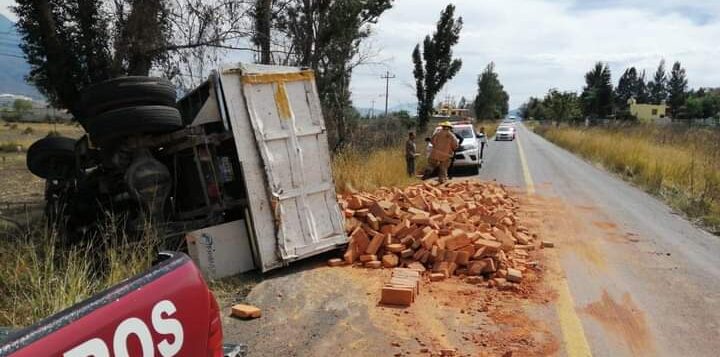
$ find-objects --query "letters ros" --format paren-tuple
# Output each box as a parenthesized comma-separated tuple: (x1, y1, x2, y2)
(64, 300, 184, 357)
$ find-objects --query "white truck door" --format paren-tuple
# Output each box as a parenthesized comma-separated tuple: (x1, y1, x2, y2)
(238, 64, 347, 264)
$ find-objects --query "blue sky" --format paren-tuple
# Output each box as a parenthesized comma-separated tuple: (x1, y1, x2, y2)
(2, 0, 719, 110)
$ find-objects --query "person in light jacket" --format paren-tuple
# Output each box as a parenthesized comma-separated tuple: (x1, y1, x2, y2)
(424, 121, 458, 183)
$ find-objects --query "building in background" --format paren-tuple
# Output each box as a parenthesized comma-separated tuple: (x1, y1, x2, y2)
(629, 98, 667, 123)
(434, 102, 472, 122)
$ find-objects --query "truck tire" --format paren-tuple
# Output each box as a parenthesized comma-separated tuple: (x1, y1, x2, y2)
(26, 136, 77, 179)
(87, 105, 183, 144)
(79, 77, 177, 118)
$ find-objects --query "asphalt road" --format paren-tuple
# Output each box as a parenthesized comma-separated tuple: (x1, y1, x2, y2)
(479, 124, 720, 357)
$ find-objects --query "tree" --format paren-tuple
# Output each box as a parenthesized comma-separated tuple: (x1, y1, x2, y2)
(458, 96, 467, 109)
(13, 0, 251, 117)
(253, 0, 273, 64)
(686, 96, 704, 119)
(648, 59, 668, 105)
(635, 70, 649, 103)
(520, 97, 545, 121)
(412, 4, 463, 130)
(615, 67, 638, 110)
(544, 89, 581, 123)
(667, 61, 688, 118)
(580, 62, 613, 118)
(615, 67, 649, 109)
(277, 0, 393, 150)
(13, 99, 33, 115)
(473, 62, 509, 119)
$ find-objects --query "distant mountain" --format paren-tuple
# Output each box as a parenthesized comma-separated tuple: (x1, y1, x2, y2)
(0, 14, 43, 99)
(388, 102, 417, 114)
(354, 102, 417, 118)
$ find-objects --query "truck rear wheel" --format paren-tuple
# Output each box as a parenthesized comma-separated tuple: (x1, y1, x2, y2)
(79, 77, 177, 118)
(26, 136, 77, 179)
(87, 105, 183, 144)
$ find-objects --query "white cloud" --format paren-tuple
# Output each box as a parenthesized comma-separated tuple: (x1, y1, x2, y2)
(351, 0, 720, 110)
(3, 0, 718, 111)
(0, 0, 15, 21)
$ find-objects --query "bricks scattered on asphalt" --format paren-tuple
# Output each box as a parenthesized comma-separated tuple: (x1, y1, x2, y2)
(335, 180, 541, 291)
(231, 304, 262, 319)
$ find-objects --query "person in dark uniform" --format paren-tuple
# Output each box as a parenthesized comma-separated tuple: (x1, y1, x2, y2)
(405, 132, 419, 176)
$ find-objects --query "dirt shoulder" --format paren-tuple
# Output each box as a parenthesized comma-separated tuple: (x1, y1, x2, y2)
(220, 252, 558, 357)
(220, 182, 560, 357)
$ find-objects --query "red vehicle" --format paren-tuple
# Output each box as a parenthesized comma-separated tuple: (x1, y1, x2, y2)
(0, 252, 244, 357)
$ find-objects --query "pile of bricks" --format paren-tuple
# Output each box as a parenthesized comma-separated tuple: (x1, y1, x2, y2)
(334, 180, 549, 289)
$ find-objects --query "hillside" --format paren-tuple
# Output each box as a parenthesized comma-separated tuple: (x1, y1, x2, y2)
(0, 14, 42, 99)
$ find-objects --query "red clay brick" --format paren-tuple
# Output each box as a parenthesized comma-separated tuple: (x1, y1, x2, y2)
(231, 304, 262, 319)
(380, 286, 414, 306)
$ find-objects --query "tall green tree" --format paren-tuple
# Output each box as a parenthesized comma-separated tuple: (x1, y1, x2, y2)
(473, 62, 509, 119)
(412, 3, 463, 130)
(648, 59, 668, 105)
(278, 0, 393, 149)
(520, 97, 545, 121)
(635, 70, 650, 103)
(544, 89, 581, 123)
(615, 67, 648, 112)
(580, 62, 613, 118)
(667, 61, 688, 118)
(616, 67, 638, 110)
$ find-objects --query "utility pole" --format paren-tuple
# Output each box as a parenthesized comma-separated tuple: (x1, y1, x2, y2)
(381, 71, 396, 117)
(370, 99, 376, 119)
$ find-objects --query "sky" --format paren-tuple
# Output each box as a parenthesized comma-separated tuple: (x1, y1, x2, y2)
(2, 0, 720, 110)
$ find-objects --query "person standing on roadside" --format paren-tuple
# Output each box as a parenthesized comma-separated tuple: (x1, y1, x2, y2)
(405, 132, 419, 177)
(478, 126, 488, 161)
(424, 121, 458, 183)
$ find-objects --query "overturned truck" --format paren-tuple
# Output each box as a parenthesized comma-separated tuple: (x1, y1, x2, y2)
(27, 64, 348, 274)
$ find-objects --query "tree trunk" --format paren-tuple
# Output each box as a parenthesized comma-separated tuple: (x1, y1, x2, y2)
(255, 0, 273, 64)
(301, 0, 314, 67)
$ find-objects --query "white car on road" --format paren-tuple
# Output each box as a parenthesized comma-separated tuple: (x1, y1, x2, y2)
(495, 125, 516, 141)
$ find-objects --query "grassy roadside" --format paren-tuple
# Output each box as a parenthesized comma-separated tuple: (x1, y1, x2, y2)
(332, 146, 419, 193)
(0, 219, 160, 327)
(536, 124, 720, 233)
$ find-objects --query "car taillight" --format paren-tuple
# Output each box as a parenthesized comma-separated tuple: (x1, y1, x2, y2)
(207, 291, 224, 357)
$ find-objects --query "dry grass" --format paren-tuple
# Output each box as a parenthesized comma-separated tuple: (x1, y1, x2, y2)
(0, 121, 83, 152)
(0, 122, 84, 203)
(0, 217, 160, 327)
(332, 146, 420, 193)
(537, 125, 720, 232)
